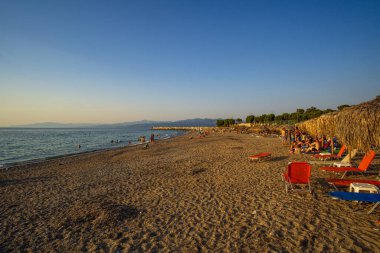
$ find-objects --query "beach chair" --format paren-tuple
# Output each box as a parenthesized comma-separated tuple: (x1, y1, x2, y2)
(329, 191, 380, 214)
(320, 150, 376, 178)
(326, 178, 380, 188)
(308, 149, 357, 166)
(282, 162, 312, 193)
(312, 145, 346, 160)
(248, 152, 271, 161)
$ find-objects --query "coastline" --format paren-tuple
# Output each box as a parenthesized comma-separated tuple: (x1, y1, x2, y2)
(0, 131, 187, 170)
(0, 131, 379, 252)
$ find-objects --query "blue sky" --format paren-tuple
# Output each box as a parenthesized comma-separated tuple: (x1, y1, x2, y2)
(0, 0, 379, 125)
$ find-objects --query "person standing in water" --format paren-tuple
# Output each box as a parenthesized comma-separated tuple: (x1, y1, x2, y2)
(150, 133, 155, 143)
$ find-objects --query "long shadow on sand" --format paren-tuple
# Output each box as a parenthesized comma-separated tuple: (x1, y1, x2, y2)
(270, 156, 289, 162)
(191, 167, 207, 175)
(0, 176, 52, 187)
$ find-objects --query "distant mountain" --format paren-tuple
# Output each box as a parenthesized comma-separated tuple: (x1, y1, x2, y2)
(105, 118, 217, 128)
(7, 119, 217, 128)
(153, 118, 217, 127)
(93, 120, 166, 128)
(8, 122, 97, 128)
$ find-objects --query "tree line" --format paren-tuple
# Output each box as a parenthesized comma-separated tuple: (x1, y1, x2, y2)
(216, 104, 351, 127)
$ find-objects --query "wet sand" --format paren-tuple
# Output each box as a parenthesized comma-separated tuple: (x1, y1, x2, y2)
(0, 132, 379, 252)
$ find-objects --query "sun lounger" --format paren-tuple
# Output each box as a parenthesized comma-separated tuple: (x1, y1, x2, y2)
(248, 152, 271, 161)
(329, 191, 380, 214)
(320, 150, 376, 178)
(340, 149, 358, 163)
(308, 149, 357, 166)
(326, 178, 380, 188)
(331, 162, 352, 167)
(312, 145, 346, 160)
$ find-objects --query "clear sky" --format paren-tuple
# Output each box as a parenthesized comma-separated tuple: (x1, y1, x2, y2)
(1, 0, 379, 126)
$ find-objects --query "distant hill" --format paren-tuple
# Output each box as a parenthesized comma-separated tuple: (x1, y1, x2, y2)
(97, 119, 217, 128)
(153, 118, 217, 127)
(8, 122, 97, 128)
(8, 119, 217, 128)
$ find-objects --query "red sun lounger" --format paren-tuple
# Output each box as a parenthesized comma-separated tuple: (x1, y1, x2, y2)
(320, 150, 376, 178)
(248, 152, 271, 161)
(326, 178, 380, 187)
(312, 145, 346, 160)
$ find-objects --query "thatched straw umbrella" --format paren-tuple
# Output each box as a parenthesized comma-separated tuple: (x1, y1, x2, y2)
(297, 96, 380, 155)
(334, 96, 380, 153)
(297, 112, 339, 138)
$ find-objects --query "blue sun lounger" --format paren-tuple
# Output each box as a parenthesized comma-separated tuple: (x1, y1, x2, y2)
(329, 191, 380, 214)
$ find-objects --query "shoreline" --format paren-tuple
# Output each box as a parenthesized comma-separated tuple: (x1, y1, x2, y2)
(0, 132, 187, 170)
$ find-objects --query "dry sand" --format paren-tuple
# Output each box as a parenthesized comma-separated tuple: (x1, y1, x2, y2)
(0, 132, 379, 252)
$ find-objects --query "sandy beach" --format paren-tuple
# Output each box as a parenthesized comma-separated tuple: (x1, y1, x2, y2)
(0, 131, 379, 252)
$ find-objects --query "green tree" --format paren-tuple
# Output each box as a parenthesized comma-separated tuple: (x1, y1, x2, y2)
(290, 112, 298, 121)
(266, 113, 275, 122)
(305, 107, 318, 114)
(337, 104, 350, 111)
(216, 119, 224, 127)
(299, 114, 308, 121)
(256, 114, 266, 123)
(281, 113, 290, 120)
(246, 115, 255, 123)
(224, 118, 235, 126)
(275, 115, 283, 122)
(304, 107, 323, 119)
(324, 109, 335, 113)
(236, 118, 242, 124)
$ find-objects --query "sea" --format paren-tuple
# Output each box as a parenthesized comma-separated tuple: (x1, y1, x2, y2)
(0, 126, 185, 167)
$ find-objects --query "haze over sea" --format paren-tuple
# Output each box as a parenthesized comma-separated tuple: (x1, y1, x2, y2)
(0, 127, 183, 167)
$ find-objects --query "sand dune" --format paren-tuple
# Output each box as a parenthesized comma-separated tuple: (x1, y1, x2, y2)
(1, 132, 379, 252)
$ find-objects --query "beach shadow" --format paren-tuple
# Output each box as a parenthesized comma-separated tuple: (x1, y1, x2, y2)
(191, 167, 207, 175)
(315, 177, 331, 187)
(62, 201, 143, 230)
(104, 204, 141, 220)
(270, 156, 289, 162)
(313, 178, 335, 199)
(0, 176, 52, 187)
(365, 168, 380, 175)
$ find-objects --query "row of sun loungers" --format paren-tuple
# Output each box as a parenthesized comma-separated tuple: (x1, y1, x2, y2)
(249, 148, 379, 215)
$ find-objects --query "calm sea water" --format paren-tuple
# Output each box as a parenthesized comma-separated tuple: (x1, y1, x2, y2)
(0, 127, 184, 167)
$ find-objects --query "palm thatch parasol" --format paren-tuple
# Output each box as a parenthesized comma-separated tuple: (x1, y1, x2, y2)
(297, 96, 380, 152)
(297, 112, 339, 137)
(334, 96, 380, 152)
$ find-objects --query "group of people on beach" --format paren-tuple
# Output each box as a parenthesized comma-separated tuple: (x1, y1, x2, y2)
(138, 134, 156, 143)
(281, 127, 336, 154)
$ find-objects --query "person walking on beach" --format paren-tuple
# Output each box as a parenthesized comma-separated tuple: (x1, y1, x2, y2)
(285, 129, 288, 143)
(281, 128, 286, 145)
